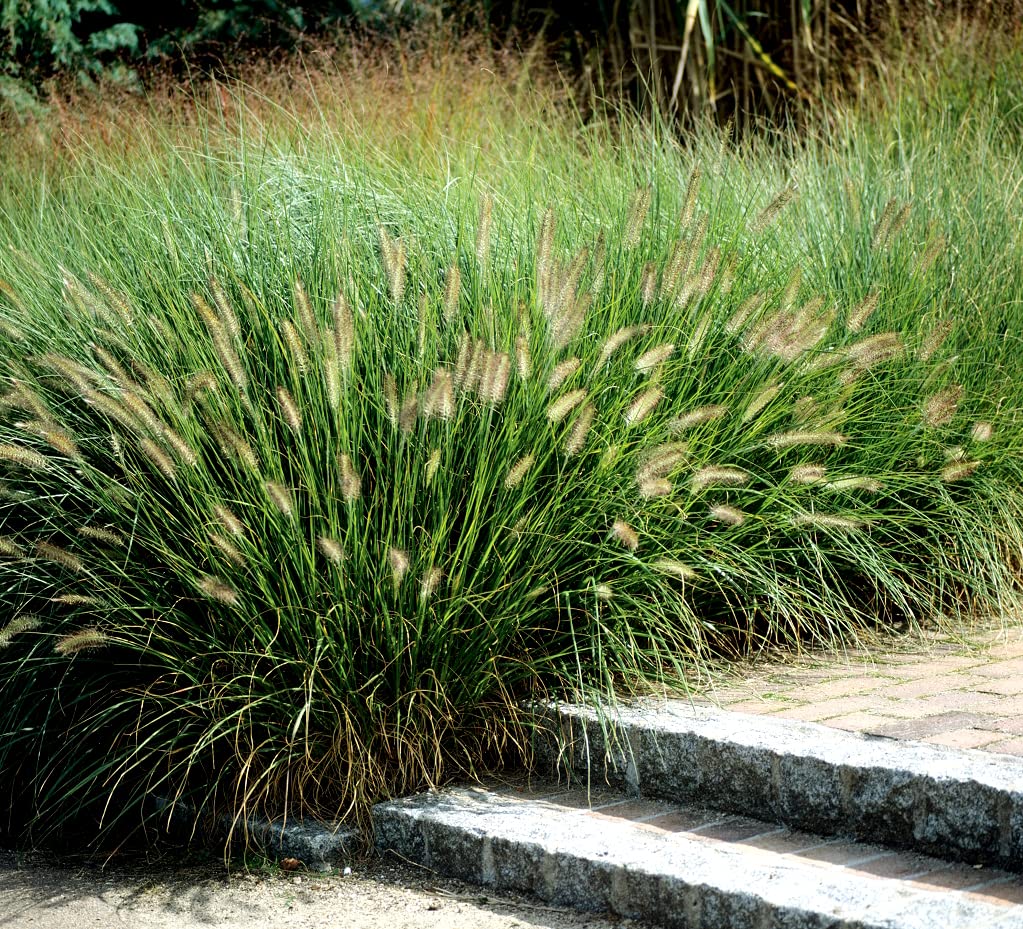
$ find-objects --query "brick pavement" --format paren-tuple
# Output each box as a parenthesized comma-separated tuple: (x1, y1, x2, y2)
(691, 620, 1023, 756)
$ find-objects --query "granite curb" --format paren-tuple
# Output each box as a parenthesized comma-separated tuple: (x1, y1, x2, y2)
(533, 701, 1023, 871)
(150, 794, 361, 871)
(372, 785, 1023, 929)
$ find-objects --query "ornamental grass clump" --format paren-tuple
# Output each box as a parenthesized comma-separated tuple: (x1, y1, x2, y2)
(0, 89, 1021, 849)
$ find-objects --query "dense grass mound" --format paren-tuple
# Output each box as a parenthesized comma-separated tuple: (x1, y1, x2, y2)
(1, 32, 1022, 845)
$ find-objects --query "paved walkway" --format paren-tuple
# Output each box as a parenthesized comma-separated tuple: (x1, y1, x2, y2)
(692, 619, 1023, 755)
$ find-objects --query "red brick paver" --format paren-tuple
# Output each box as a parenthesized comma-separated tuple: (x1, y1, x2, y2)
(693, 622, 1023, 756)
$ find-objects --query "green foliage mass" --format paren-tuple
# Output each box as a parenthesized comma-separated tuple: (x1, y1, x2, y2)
(0, 27, 1022, 848)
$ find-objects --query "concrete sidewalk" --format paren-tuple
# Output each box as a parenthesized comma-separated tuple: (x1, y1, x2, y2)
(691, 620, 1023, 755)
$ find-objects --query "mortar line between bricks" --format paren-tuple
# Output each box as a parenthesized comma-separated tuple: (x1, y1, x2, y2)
(589, 797, 649, 812)
(778, 836, 845, 855)
(685, 816, 743, 834)
(732, 826, 789, 842)
(843, 851, 897, 868)
(961, 876, 1021, 893)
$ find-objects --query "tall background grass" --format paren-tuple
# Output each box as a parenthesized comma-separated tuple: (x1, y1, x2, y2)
(1, 19, 1022, 847)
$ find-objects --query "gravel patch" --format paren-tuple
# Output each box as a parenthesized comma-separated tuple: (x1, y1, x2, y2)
(0, 846, 650, 929)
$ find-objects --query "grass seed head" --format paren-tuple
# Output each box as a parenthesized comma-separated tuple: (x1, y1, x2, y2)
(920, 320, 954, 362)
(340, 453, 362, 501)
(725, 292, 766, 335)
(636, 443, 689, 483)
(42, 429, 80, 459)
(379, 227, 407, 305)
(611, 519, 640, 552)
(669, 405, 728, 432)
(843, 176, 861, 225)
(742, 383, 781, 423)
(599, 324, 647, 364)
(281, 319, 308, 373)
(36, 541, 85, 574)
(685, 316, 712, 357)
(120, 391, 165, 435)
(421, 566, 444, 599)
(871, 197, 899, 251)
(752, 186, 795, 236)
(547, 389, 587, 424)
(550, 299, 587, 350)
(453, 332, 472, 390)
(971, 421, 994, 443)
(826, 476, 883, 493)
(941, 460, 981, 482)
(91, 344, 133, 387)
(476, 193, 493, 268)
(790, 464, 827, 484)
(462, 339, 486, 395)
(624, 186, 651, 249)
(504, 454, 536, 489)
(515, 334, 532, 380)
(389, 547, 410, 584)
(292, 279, 317, 340)
(482, 352, 511, 406)
(692, 466, 751, 491)
(565, 403, 596, 456)
(709, 504, 745, 526)
(197, 575, 239, 605)
(77, 526, 125, 546)
(399, 391, 419, 433)
(332, 294, 355, 370)
(155, 421, 194, 465)
(0, 536, 25, 558)
(186, 371, 218, 402)
(444, 263, 461, 324)
(653, 559, 697, 581)
(211, 279, 243, 341)
(791, 512, 864, 531)
(426, 448, 441, 486)
(50, 594, 98, 606)
(424, 370, 455, 421)
(639, 478, 672, 498)
(636, 344, 675, 375)
(847, 292, 880, 333)
(317, 536, 344, 564)
(641, 262, 658, 306)
(139, 435, 176, 478)
(919, 232, 947, 274)
(625, 388, 663, 426)
(890, 202, 912, 240)
(384, 374, 399, 424)
(277, 387, 302, 434)
(548, 357, 581, 391)
(681, 163, 702, 230)
(0, 443, 49, 471)
(210, 533, 246, 566)
(923, 385, 963, 427)
(215, 425, 261, 472)
(214, 505, 245, 538)
(0, 615, 41, 648)
(55, 628, 109, 656)
(842, 333, 904, 380)
(211, 329, 248, 393)
(266, 481, 296, 517)
(661, 237, 693, 300)
(765, 429, 846, 449)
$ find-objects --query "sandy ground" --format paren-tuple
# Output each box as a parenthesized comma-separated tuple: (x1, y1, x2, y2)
(0, 847, 648, 929)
